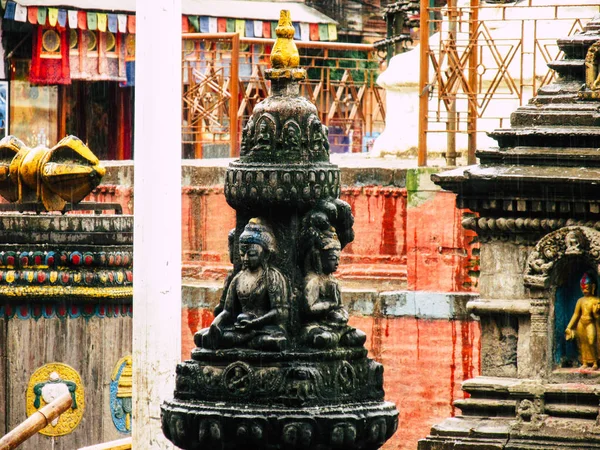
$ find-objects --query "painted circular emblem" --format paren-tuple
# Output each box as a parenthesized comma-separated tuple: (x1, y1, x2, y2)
(26, 362, 84, 436)
(110, 355, 132, 433)
(223, 362, 253, 396)
(42, 29, 60, 53)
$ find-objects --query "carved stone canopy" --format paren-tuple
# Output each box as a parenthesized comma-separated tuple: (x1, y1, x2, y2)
(524, 226, 600, 288)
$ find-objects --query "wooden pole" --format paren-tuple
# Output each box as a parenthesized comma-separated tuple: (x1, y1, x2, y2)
(0, 393, 72, 450)
(467, 0, 479, 165)
(418, 0, 430, 167)
(230, 33, 240, 157)
(133, 0, 182, 448)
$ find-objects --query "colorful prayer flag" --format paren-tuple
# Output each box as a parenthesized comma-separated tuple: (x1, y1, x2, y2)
(300, 23, 309, 41)
(127, 15, 136, 33)
(97, 13, 107, 32)
(28, 6, 38, 24)
(245, 20, 254, 38)
(14, 3, 27, 22)
(87, 12, 97, 31)
(1, 0, 6, 9)
(328, 23, 337, 41)
(262, 20, 271, 38)
(48, 8, 58, 27)
(188, 16, 199, 32)
(271, 21, 277, 38)
(117, 14, 127, 33)
(226, 19, 235, 33)
(254, 20, 263, 38)
(37, 7, 47, 25)
(293, 23, 300, 40)
(208, 17, 217, 33)
(235, 20, 245, 37)
(318, 23, 329, 41)
(68, 10, 78, 29)
(181, 15, 189, 33)
(78, 11, 87, 30)
(199, 16, 209, 33)
(108, 14, 117, 33)
(217, 18, 227, 32)
(4, 2, 15, 21)
(310, 23, 319, 41)
(57, 9, 67, 28)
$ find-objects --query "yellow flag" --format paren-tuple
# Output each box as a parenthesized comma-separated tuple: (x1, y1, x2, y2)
(235, 19, 245, 37)
(328, 23, 337, 41)
(48, 8, 58, 26)
(97, 13, 107, 32)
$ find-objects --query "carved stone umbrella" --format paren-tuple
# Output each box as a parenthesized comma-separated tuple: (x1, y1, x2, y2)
(161, 10, 398, 450)
(419, 14, 600, 450)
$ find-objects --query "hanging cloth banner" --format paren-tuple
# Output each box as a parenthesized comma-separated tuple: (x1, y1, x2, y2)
(97, 14, 107, 32)
(30, 26, 70, 85)
(226, 19, 234, 33)
(328, 23, 337, 41)
(108, 14, 117, 33)
(254, 20, 263, 38)
(70, 29, 126, 82)
(245, 20, 254, 38)
(48, 8, 58, 27)
(37, 7, 47, 25)
(318, 23, 329, 41)
(57, 9, 67, 28)
(14, 3, 27, 22)
(117, 14, 127, 33)
(262, 20, 271, 38)
(77, 11, 87, 30)
(208, 17, 217, 33)
(310, 23, 319, 41)
(300, 23, 309, 41)
(27, 6, 37, 24)
(68, 10, 78, 29)
(217, 18, 226, 33)
(235, 19, 244, 37)
(4, 2, 16, 20)
(127, 15, 136, 33)
(121, 34, 135, 87)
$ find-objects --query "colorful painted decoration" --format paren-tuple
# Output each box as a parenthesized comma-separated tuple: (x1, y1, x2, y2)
(26, 362, 85, 436)
(110, 355, 133, 433)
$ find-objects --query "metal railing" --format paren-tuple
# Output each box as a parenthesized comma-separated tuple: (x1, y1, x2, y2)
(418, 0, 600, 166)
(182, 33, 386, 157)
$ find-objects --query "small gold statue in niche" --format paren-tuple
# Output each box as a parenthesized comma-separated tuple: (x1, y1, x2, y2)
(565, 272, 600, 369)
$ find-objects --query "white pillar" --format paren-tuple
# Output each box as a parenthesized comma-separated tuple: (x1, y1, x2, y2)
(133, 0, 182, 448)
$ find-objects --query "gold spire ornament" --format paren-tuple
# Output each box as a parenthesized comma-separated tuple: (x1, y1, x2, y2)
(266, 10, 306, 81)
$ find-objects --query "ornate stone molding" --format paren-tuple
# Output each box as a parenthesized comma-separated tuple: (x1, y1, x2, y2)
(524, 226, 600, 288)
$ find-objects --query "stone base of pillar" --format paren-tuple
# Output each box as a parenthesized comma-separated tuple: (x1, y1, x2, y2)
(418, 376, 600, 450)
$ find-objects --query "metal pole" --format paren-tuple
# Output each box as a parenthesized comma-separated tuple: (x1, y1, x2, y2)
(133, 0, 182, 448)
(467, 0, 479, 165)
(418, 0, 430, 167)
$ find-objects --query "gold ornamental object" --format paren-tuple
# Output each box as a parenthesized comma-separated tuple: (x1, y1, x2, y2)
(0, 135, 105, 211)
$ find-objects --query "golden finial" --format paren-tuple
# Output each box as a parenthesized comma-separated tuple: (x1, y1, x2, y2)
(266, 10, 306, 81)
(271, 10, 299, 69)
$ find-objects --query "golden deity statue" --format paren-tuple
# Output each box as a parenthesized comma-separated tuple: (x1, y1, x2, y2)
(565, 272, 600, 369)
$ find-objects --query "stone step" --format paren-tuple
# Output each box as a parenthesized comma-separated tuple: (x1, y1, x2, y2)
(453, 398, 517, 417)
(546, 59, 585, 79)
(489, 126, 600, 148)
(510, 108, 600, 127)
